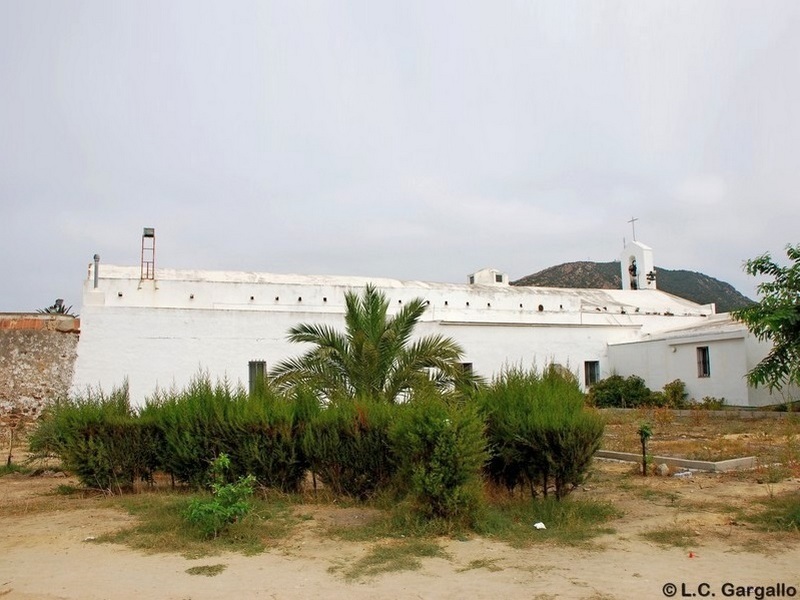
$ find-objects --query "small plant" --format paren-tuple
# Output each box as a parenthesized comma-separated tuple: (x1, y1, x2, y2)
(2, 410, 27, 468)
(638, 422, 652, 477)
(695, 396, 726, 411)
(652, 406, 675, 427)
(37, 298, 77, 316)
(183, 454, 256, 538)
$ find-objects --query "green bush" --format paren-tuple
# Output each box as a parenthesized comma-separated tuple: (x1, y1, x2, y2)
(183, 454, 256, 538)
(391, 395, 486, 523)
(226, 387, 316, 492)
(588, 374, 652, 408)
(662, 379, 689, 408)
(145, 375, 313, 492)
(694, 396, 726, 410)
(303, 397, 397, 499)
(479, 366, 604, 499)
(28, 383, 154, 492)
(144, 377, 238, 487)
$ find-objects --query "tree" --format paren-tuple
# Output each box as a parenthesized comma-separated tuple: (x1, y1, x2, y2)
(37, 298, 76, 316)
(270, 284, 473, 402)
(732, 244, 800, 390)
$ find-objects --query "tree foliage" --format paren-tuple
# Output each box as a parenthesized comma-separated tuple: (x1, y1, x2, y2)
(270, 284, 474, 402)
(37, 298, 76, 316)
(733, 244, 800, 390)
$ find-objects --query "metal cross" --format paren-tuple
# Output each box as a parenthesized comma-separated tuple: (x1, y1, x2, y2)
(628, 217, 638, 241)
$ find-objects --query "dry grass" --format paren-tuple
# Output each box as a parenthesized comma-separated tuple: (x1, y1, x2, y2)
(602, 410, 800, 473)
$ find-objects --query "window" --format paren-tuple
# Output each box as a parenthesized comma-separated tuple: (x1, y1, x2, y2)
(584, 361, 600, 387)
(459, 362, 474, 375)
(495, 274, 503, 283)
(697, 347, 710, 378)
(248, 360, 267, 395)
(469, 275, 475, 284)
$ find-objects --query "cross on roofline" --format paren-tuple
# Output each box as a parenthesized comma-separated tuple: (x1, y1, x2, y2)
(627, 217, 638, 241)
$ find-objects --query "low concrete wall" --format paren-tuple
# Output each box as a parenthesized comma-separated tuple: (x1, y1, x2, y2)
(596, 450, 757, 472)
(603, 407, 796, 419)
(0, 314, 80, 418)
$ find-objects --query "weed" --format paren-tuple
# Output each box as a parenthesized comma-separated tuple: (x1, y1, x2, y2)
(633, 487, 681, 505)
(185, 564, 227, 577)
(746, 493, 800, 532)
(0, 462, 29, 477)
(474, 495, 619, 548)
(337, 538, 447, 580)
(96, 492, 296, 557)
(457, 558, 503, 572)
(54, 484, 82, 496)
(653, 407, 676, 427)
(640, 525, 699, 548)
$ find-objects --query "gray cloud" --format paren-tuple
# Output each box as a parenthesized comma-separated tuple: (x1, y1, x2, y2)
(2, 1, 799, 311)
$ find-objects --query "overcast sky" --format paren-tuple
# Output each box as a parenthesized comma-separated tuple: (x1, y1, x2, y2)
(2, 1, 799, 313)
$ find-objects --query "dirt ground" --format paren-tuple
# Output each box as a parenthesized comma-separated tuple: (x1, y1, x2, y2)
(2, 460, 799, 600)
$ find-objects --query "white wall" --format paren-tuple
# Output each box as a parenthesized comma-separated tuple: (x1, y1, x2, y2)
(72, 264, 718, 406)
(607, 333, 779, 407)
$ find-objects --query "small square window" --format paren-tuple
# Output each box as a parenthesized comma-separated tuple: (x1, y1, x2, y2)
(495, 274, 503, 283)
(459, 362, 474, 375)
(584, 361, 600, 386)
(697, 347, 710, 378)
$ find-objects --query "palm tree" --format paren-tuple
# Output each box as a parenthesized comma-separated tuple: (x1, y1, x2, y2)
(37, 299, 76, 316)
(270, 284, 473, 402)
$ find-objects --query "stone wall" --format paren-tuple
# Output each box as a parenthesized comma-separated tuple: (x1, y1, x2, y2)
(0, 314, 80, 418)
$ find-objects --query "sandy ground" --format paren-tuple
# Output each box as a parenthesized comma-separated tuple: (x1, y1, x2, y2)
(1, 463, 799, 600)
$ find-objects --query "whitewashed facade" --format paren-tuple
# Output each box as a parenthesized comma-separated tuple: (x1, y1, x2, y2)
(70, 237, 792, 408)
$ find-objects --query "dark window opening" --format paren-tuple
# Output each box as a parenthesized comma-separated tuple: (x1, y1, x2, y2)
(249, 360, 267, 395)
(584, 361, 600, 387)
(697, 346, 711, 378)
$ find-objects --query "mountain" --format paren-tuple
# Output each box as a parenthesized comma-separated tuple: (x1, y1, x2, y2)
(511, 261, 753, 313)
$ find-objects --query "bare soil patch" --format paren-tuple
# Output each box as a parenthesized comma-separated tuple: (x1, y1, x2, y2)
(1, 459, 799, 600)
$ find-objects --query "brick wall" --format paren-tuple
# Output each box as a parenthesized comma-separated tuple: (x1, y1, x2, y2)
(0, 314, 80, 418)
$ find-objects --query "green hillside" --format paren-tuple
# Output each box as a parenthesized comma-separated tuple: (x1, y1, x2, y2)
(511, 261, 752, 313)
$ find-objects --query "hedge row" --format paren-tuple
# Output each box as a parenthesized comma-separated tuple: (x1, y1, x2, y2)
(30, 369, 604, 518)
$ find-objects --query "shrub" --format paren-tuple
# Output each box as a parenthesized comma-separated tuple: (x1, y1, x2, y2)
(303, 397, 397, 499)
(662, 379, 689, 408)
(479, 366, 604, 499)
(28, 383, 154, 492)
(223, 387, 316, 493)
(588, 374, 652, 408)
(144, 377, 238, 487)
(390, 395, 486, 523)
(145, 376, 313, 492)
(183, 454, 256, 538)
(694, 396, 726, 411)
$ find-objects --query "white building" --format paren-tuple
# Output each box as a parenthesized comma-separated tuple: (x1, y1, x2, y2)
(71, 232, 792, 408)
